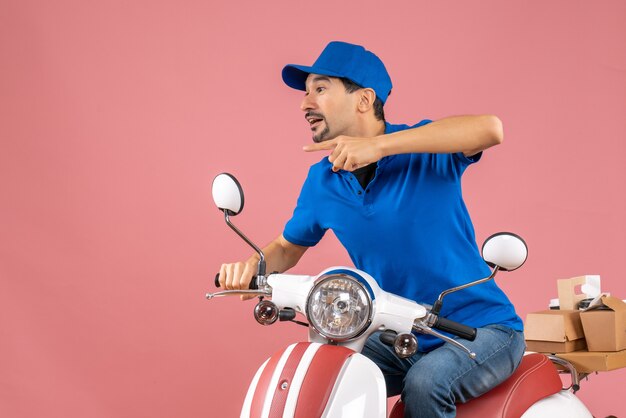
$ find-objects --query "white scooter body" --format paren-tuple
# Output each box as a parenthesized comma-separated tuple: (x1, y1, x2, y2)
(238, 268, 592, 418)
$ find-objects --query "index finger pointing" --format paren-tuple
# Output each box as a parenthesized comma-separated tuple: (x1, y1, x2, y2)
(303, 139, 337, 152)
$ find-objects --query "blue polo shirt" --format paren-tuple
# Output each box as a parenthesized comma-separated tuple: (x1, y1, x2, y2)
(284, 120, 523, 351)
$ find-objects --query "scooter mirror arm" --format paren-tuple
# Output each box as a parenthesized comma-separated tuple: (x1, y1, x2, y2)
(431, 266, 500, 316)
(224, 211, 267, 283)
(413, 320, 477, 360)
(206, 289, 272, 300)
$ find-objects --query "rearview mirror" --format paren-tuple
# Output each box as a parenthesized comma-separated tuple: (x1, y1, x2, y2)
(482, 232, 528, 272)
(212, 173, 244, 215)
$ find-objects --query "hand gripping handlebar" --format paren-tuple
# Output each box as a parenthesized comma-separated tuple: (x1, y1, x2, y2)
(214, 273, 258, 290)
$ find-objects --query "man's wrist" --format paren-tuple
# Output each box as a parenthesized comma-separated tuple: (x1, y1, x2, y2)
(246, 254, 261, 266)
(376, 135, 392, 159)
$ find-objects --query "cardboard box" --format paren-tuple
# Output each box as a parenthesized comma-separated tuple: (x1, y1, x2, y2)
(525, 339, 586, 354)
(524, 310, 586, 353)
(580, 295, 626, 351)
(557, 349, 626, 373)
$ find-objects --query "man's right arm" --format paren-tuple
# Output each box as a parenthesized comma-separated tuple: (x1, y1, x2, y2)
(218, 234, 309, 290)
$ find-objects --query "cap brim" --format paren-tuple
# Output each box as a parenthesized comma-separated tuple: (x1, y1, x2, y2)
(282, 64, 345, 91)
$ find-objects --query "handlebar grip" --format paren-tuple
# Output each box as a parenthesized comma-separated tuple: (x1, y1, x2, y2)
(432, 317, 477, 341)
(214, 273, 258, 290)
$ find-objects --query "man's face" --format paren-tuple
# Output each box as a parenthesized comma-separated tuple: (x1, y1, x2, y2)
(301, 74, 358, 143)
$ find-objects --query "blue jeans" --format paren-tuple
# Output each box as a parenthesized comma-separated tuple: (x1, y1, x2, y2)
(362, 324, 526, 418)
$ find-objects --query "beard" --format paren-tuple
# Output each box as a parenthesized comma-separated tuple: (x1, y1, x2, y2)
(313, 124, 331, 143)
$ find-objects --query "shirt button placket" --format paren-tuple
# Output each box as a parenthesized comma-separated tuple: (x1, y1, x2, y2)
(346, 173, 361, 198)
(364, 188, 374, 213)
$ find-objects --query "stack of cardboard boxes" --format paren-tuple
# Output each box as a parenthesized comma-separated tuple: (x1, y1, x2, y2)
(524, 276, 626, 373)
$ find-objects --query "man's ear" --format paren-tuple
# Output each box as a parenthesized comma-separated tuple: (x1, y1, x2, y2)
(357, 88, 377, 113)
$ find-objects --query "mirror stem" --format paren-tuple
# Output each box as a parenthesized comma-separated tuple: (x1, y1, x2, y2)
(432, 266, 500, 316)
(224, 211, 266, 276)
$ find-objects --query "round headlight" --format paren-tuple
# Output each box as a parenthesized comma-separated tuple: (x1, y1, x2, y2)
(305, 274, 373, 341)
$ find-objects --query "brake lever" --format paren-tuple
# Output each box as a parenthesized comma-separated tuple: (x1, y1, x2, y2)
(413, 320, 477, 360)
(205, 289, 271, 300)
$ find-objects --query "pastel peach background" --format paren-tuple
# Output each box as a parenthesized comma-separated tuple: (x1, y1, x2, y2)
(1, 0, 625, 417)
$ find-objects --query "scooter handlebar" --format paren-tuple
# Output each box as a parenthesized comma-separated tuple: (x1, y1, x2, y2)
(214, 273, 259, 290)
(432, 317, 477, 341)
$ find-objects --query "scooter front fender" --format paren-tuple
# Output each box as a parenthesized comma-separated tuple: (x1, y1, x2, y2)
(241, 342, 386, 418)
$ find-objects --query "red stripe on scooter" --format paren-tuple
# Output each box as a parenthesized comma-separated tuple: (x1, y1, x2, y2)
(294, 345, 355, 418)
(249, 345, 289, 418)
(268, 342, 311, 417)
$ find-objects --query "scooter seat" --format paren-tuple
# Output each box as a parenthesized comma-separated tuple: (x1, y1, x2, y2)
(389, 353, 563, 418)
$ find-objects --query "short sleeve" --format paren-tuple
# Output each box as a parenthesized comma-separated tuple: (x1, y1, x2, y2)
(454, 150, 483, 166)
(282, 168, 326, 247)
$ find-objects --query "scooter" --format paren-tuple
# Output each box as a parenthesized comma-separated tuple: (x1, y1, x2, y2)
(207, 172, 593, 418)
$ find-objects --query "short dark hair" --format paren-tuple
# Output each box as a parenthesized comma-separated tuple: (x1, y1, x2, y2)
(339, 78, 385, 122)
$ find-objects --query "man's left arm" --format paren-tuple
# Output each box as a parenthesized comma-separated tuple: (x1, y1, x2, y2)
(304, 115, 503, 172)
(380, 114, 503, 158)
